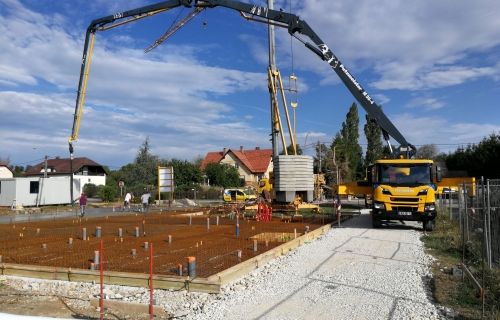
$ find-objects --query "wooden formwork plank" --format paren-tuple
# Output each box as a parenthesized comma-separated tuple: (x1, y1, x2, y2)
(0, 263, 216, 293)
(210, 223, 333, 285)
(188, 279, 220, 293)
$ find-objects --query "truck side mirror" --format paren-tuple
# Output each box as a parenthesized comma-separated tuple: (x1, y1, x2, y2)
(436, 166, 442, 182)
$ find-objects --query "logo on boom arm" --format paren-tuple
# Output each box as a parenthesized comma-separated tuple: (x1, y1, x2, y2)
(318, 44, 375, 105)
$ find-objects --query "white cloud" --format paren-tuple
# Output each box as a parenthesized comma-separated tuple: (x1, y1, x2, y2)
(406, 97, 445, 111)
(374, 65, 496, 90)
(0, 1, 273, 166)
(286, 0, 500, 90)
(393, 113, 500, 152)
(2, 0, 499, 168)
(372, 94, 390, 106)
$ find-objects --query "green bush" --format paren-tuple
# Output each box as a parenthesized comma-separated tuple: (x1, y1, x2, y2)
(83, 183, 98, 198)
(98, 185, 116, 202)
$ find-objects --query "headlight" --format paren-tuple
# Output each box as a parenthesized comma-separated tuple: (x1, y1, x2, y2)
(374, 202, 384, 209)
(417, 189, 428, 196)
(424, 203, 436, 211)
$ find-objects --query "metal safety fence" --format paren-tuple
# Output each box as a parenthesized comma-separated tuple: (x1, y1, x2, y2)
(437, 178, 500, 317)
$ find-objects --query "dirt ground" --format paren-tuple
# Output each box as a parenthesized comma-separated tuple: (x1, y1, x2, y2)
(0, 209, 328, 277)
(0, 281, 170, 319)
(0, 208, 332, 318)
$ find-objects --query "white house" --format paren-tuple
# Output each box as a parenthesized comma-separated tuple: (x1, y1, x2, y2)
(0, 176, 83, 207)
(25, 157, 106, 187)
(0, 165, 13, 178)
(0, 157, 106, 207)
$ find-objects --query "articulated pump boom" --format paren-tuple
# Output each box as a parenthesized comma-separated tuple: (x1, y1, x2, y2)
(68, 0, 421, 210)
(69, 0, 416, 157)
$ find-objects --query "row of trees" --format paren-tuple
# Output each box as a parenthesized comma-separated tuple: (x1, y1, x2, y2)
(3, 108, 498, 202)
(99, 139, 243, 201)
(313, 103, 500, 185)
(445, 134, 500, 179)
(78, 129, 500, 202)
(313, 103, 389, 185)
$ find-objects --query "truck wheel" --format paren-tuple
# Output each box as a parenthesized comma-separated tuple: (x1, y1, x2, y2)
(372, 216, 381, 228)
(423, 220, 435, 231)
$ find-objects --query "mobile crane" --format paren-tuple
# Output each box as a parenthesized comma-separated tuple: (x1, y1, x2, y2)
(69, 0, 441, 229)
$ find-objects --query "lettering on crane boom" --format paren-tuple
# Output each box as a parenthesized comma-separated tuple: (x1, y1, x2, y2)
(250, 5, 268, 17)
(319, 44, 375, 105)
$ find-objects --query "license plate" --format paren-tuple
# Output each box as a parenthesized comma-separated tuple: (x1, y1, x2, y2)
(398, 211, 412, 216)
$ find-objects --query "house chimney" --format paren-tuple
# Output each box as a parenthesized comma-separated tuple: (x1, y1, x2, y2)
(240, 146, 244, 152)
(223, 148, 227, 154)
(255, 147, 260, 150)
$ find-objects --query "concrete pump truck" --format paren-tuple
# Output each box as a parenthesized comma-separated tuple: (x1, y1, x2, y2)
(68, 0, 449, 230)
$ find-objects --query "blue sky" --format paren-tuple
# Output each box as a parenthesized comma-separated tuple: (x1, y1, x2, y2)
(1, 0, 499, 169)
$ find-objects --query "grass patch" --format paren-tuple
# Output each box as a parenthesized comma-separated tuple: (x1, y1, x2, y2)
(422, 211, 500, 319)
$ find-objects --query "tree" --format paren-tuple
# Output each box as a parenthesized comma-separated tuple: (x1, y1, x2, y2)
(330, 133, 349, 184)
(314, 142, 328, 173)
(333, 103, 363, 182)
(364, 114, 384, 165)
(83, 183, 98, 198)
(446, 134, 500, 178)
(133, 138, 159, 189)
(111, 138, 160, 196)
(416, 144, 439, 159)
(204, 163, 242, 188)
(98, 185, 117, 202)
(163, 159, 203, 188)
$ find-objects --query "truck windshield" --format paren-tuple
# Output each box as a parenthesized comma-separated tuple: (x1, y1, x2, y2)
(379, 164, 431, 185)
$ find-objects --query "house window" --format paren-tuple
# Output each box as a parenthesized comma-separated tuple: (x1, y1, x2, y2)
(30, 181, 39, 194)
(234, 163, 239, 169)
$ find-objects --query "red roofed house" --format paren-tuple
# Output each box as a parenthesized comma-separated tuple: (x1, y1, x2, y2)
(201, 146, 273, 186)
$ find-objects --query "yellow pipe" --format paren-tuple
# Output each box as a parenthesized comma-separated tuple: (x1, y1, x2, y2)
(277, 70, 297, 155)
(70, 32, 95, 142)
(268, 68, 287, 155)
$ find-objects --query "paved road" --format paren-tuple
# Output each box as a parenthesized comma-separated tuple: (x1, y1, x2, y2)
(0, 204, 189, 224)
(0, 206, 125, 224)
(192, 211, 441, 319)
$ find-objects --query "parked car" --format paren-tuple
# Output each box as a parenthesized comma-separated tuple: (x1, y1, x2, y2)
(223, 188, 257, 202)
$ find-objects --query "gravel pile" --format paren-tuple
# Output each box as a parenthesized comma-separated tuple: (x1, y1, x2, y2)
(2, 213, 451, 319)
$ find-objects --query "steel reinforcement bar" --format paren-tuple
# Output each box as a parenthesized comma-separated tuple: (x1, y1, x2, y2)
(0, 222, 334, 293)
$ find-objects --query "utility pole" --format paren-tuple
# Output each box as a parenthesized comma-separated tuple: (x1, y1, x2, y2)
(318, 141, 322, 173)
(43, 155, 48, 178)
(268, 0, 278, 159)
(333, 146, 339, 184)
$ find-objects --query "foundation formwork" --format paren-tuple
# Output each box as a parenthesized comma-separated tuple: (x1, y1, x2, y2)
(0, 210, 332, 280)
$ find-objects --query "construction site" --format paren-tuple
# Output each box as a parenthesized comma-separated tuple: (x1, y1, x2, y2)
(0, 207, 334, 285)
(1, 0, 499, 319)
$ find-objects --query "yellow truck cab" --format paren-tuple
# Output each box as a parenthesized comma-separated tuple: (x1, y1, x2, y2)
(369, 159, 440, 230)
(223, 188, 257, 202)
(336, 159, 442, 231)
